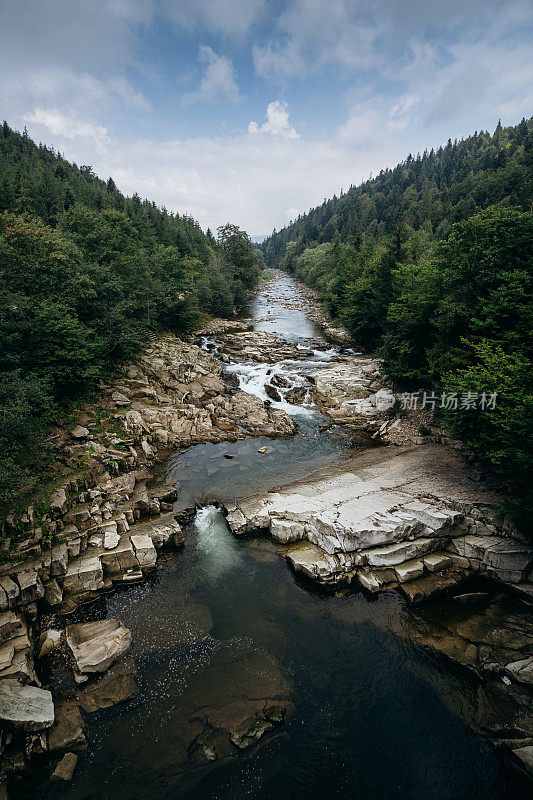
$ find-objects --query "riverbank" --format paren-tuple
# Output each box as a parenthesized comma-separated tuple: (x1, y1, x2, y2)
(0, 271, 532, 797)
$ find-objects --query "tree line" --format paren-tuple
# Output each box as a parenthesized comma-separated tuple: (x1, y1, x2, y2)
(0, 122, 261, 513)
(262, 118, 533, 527)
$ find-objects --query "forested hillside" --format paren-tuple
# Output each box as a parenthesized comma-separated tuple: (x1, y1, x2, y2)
(0, 123, 261, 512)
(263, 118, 533, 525)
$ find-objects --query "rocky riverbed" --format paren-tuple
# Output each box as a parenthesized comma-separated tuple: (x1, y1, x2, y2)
(0, 270, 531, 798)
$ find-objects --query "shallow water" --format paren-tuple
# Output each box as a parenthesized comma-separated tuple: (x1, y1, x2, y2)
(24, 272, 527, 800)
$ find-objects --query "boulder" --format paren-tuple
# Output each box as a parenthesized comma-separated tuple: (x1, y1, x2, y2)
(44, 579, 63, 607)
(63, 555, 104, 594)
(48, 701, 87, 751)
(130, 534, 157, 568)
(79, 661, 139, 712)
(0, 680, 54, 731)
(16, 570, 44, 605)
(66, 619, 131, 674)
(505, 656, 533, 685)
(50, 543, 69, 577)
(112, 391, 131, 407)
(512, 746, 533, 777)
(50, 487, 68, 516)
(38, 629, 62, 658)
(51, 752, 78, 782)
(270, 519, 305, 544)
(100, 539, 139, 575)
(71, 425, 89, 439)
(395, 559, 424, 583)
(0, 577, 20, 611)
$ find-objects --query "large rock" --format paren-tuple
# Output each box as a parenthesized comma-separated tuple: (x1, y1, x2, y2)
(48, 700, 87, 751)
(130, 533, 157, 568)
(63, 555, 104, 594)
(100, 539, 139, 575)
(66, 619, 131, 674)
(0, 577, 20, 610)
(227, 445, 532, 595)
(505, 656, 533, 685)
(0, 680, 54, 731)
(51, 752, 78, 782)
(16, 569, 44, 605)
(79, 661, 139, 712)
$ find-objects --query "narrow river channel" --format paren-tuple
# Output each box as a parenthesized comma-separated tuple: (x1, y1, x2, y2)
(26, 272, 524, 800)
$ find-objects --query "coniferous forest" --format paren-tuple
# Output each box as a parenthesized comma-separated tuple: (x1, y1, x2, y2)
(0, 122, 261, 512)
(262, 118, 533, 526)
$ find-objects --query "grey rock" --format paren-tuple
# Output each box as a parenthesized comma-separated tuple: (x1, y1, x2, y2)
(71, 425, 89, 439)
(48, 701, 87, 751)
(66, 619, 131, 674)
(51, 752, 78, 782)
(0, 680, 54, 731)
(112, 391, 131, 407)
(79, 661, 139, 712)
(505, 656, 533, 685)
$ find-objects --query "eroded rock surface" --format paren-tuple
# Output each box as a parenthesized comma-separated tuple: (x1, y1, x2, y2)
(0, 680, 54, 731)
(226, 444, 532, 598)
(66, 619, 131, 674)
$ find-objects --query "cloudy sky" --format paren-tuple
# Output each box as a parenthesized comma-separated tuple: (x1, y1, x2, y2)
(1, 1, 532, 238)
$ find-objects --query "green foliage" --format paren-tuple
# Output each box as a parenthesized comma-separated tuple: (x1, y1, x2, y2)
(0, 123, 262, 515)
(268, 117, 533, 528)
(443, 343, 533, 524)
(262, 117, 533, 264)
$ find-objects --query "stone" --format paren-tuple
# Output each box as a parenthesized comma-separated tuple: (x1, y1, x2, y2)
(50, 487, 68, 516)
(100, 539, 139, 575)
(357, 570, 381, 592)
(71, 425, 89, 439)
(0, 611, 26, 645)
(63, 555, 104, 594)
(270, 519, 304, 544)
(423, 553, 452, 573)
(103, 528, 120, 550)
(112, 391, 131, 406)
(51, 752, 78, 782)
(0, 680, 54, 731)
(505, 656, 533, 685)
(44, 579, 63, 607)
(16, 570, 44, 605)
(395, 559, 424, 583)
(38, 629, 61, 658)
(0, 577, 20, 610)
(50, 543, 68, 577)
(48, 701, 87, 751)
(130, 534, 157, 568)
(79, 661, 139, 712)
(400, 570, 467, 603)
(285, 542, 344, 585)
(66, 619, 132, 674)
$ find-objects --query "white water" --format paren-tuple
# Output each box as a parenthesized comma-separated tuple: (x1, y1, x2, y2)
(194, 504, 242, 578)
(225, 360, 317, 418)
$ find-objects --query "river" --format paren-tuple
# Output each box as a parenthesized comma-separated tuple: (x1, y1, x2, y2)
(24, 272, 524, 800)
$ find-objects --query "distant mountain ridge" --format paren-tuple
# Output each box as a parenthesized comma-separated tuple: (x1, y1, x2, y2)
(262, 117, 532, 265)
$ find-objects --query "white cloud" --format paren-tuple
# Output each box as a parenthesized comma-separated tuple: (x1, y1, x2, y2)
(249, 101, 299, 138)
(161, 0, 266, 38)
(25, 108, 109, 143)
(184, 45, 240, 104)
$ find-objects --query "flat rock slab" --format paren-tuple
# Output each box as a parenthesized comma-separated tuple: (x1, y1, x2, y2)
(51, 752, 78, 782)
(48, 701, 87, 751)
(79, 661, 139, 712)
(66, 619, 132, 674)
(0, 679, 54, 731)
